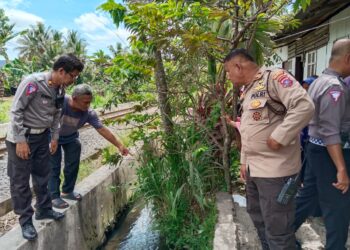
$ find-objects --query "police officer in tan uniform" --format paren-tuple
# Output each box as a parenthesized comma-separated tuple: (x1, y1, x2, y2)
(224, 49, 314, 250)
(295, 39, 350, 250)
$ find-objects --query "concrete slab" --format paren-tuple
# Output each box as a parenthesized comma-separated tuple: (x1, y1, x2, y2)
(214, 192, 237, 250)
(0, 149, 139, 250)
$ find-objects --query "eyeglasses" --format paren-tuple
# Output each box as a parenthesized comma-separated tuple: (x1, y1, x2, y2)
(67, 72, 79, 80)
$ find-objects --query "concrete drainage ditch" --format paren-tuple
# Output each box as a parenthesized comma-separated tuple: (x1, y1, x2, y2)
(0, 146, 138, 250)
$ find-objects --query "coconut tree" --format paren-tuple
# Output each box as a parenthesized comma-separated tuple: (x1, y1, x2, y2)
(0, 9, 20, 63)
(65, 30, 87, 58)
(16, 22, 52, 61)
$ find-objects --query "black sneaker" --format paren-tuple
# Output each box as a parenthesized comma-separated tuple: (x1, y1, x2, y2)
(35, 209, 65, 221)
(21, 221, 37, 241)
(296, 239, 302, 250)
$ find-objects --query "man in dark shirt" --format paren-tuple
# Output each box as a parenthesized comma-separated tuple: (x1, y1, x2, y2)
(48, 84, 129, 208)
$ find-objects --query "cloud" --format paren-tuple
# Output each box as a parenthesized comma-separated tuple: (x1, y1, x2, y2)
(1, 3, 45, 59)
(74, 13, 111, 33)
(74, 12, 131, 54)
(60, 27, 70, 37)
(6, 9, 44, 30)
(0, 0, 30, 9)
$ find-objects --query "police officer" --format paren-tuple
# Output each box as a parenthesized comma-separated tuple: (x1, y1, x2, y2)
(295, 39, 350, 250)
(224, 49, 314, 250)
(5, 54, 84, 240)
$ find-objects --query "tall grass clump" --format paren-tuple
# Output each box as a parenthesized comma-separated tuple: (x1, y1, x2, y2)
(137, 124, 227, 249)
(0, 100, 11, 123)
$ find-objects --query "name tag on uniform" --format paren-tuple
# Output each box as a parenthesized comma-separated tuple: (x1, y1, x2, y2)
(41, 94, 52, 104)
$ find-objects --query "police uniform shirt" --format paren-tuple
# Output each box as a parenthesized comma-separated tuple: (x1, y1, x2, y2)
(308, 68, 350, 146)
(6, 72, 61, 143)
(240, 67, 315, 177)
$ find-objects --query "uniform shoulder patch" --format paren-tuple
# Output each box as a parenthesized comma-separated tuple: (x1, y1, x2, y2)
(272, 69, 294, 88)
(328, 88, 343, 103)
(26, 83, 38, 96)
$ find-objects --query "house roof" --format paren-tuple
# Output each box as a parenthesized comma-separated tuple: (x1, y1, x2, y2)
(274, 0, 350, 46)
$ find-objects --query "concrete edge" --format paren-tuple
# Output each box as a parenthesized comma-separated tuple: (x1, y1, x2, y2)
(0, 146, 140, 250)
(213, 192, 238, 250)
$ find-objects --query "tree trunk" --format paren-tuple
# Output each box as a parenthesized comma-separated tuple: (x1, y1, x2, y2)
(219, 71, 233, 193)
(154, 47, 173, 136)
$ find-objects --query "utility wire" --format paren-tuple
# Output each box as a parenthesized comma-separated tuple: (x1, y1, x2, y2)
(274, 15, 350, 42)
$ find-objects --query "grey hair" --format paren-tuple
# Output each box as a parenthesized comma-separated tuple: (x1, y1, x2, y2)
(72, 84, 93, 97)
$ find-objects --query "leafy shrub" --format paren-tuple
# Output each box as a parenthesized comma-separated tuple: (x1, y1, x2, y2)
(137, 124, 226, 249)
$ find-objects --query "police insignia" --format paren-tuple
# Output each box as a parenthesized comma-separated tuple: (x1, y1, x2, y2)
(328, 89, 342, 103)
(254, 84, 266, 91)
(252, 112, 262, 121)
(250, 100, 261, 108)
(26, 83, 38, 96)
(280, 77, 293, 88)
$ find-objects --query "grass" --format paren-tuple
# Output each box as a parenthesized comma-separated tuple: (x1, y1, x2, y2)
(137, 124, 225, 249)
(0, 100, 11, 123)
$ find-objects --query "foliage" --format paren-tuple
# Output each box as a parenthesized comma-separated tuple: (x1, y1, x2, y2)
(2, 59, 39, 90)
(16, 23, 87, 67)
(102, 147, 123, 165)
(137, 124, 223, 249)
(0, 9, 22, 62)
(0, 99, 11, 123)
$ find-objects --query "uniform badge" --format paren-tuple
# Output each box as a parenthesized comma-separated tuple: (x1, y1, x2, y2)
(254, 84, 266, 91)
(280, 78, 293, 88)
(252, 112, 262, 121)
(328, 89, 342, 103)
(250, 100, 261, 108)
(26, 83, 38, 96)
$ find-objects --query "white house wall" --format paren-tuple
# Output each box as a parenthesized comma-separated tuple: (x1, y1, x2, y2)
(308, 7, 350, 78)
(280, 7, 350, 79)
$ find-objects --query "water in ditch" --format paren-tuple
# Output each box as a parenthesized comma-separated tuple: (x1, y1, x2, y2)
(102, 202, 167, 250)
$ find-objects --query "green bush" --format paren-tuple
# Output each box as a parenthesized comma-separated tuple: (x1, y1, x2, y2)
(137, 124, 227, 249)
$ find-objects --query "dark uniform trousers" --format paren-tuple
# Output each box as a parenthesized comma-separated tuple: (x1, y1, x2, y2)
(295, 143, 350, 250)
(6, 130, 52, 226)
(246, 171, 296, 250)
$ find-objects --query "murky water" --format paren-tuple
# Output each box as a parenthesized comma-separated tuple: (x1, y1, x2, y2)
(103, 203, 166, 250)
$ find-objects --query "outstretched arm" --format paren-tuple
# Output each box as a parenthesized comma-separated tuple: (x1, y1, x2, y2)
(96, 126, 129, 156)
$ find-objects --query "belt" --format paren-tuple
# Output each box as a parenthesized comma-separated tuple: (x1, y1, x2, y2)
(309, 136, 350, 149)
(26, 128, 47, 134)
(309, 137, 326, 147)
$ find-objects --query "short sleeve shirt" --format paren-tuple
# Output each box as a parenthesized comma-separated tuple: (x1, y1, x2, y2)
(58, 96, 103, 144)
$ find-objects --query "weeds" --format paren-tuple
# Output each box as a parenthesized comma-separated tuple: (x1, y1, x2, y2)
(0, 100, 11, 123)
(137, 124, 228, 249)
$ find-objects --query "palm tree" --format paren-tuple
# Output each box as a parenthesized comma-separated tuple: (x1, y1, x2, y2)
(65, 30, 87, 58)
(16, 22, 52, 61)
(91, 49, 111, 66)
(0, 9, 19, 63)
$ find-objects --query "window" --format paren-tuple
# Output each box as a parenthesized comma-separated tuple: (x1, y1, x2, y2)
(306, 51, 317, 76)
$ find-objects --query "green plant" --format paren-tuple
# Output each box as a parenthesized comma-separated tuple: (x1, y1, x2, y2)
(102, 147, 122, 165)
(137, 124, 225, 249)
(0, 99, 11, 123)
